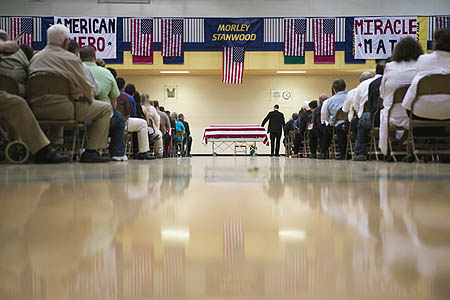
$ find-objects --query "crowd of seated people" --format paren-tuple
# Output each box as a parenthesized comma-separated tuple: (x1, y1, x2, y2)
(0, 24, 193, 164)
(1, 23, 449, 163)
(285, 28, 450, 162)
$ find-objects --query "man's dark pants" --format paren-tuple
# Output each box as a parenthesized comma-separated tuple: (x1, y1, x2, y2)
(109, 110, 126, 157)
(336, 121, 349, 158)
(270, 132, 282, 156)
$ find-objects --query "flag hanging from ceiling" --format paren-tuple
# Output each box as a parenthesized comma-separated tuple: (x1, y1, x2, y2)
(222, 47, 245, 85)
(313, 18, 335, 64)
(10, 17, 33, 46)
(161, 18, 183, 57)
(131, 18, 154, 64)
(436, 16, 450, 29)
(284, 18, 306, 57)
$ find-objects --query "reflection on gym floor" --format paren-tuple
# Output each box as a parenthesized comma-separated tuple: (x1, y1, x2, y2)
(0, 158, 450, 300)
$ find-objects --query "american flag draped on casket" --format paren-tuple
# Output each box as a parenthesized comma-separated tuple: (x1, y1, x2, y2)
(202, 125, 269, 145)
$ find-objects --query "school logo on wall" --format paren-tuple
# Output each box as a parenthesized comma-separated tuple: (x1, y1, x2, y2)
(54, 16, 117, 59)
(271, 89, 293, 102)
(354, 17, 417, 59)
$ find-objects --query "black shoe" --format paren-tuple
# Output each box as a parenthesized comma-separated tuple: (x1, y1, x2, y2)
(386, 156, 396, 162)
(148, 134, 159, 143)
(353, 156, 367, 161)
(80, 151, 111, 163)
(34, 146, 71, 164)
(310, 154, 317, 159)
(402, 154, 416, 163)
(335, 155, 346, 160)
(318, 153, 327, 159)
(137, 152, 156, 160)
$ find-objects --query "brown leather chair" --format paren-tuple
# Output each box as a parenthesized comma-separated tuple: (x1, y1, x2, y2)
(27, 71, 88, 161)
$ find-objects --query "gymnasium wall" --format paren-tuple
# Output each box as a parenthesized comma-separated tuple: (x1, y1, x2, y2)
(3, 0, 450, 17)
(123, 73, 360, 155)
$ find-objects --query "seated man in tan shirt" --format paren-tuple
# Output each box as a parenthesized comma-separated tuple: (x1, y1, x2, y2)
(28, 24, 112, 163)
(0, 40, 69, 163)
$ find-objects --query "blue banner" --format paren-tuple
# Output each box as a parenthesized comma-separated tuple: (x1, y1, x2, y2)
(204, 18, 264, 48)
(344, 17, 366, 64)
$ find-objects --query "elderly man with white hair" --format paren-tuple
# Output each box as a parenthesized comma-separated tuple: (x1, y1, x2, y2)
(28, 24, 112, 163)
(0, 39, 70, 163)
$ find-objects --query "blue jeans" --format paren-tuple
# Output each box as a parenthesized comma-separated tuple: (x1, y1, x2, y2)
(109, 110, 126, 156)
(354, 112, 371, 158)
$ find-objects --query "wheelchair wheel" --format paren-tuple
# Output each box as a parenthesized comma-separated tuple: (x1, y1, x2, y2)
(5, 140, 29, 164)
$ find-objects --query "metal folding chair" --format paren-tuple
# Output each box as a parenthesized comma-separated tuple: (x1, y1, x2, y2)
(27, 71, 88, 162)
(387, 85, 410, 161)
(408, 74, 450, 162)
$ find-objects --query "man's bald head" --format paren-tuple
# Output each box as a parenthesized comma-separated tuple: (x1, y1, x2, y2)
(359, 71, 373, 82)
(319, 93, 328, 104)
(79, 46, 96, 62)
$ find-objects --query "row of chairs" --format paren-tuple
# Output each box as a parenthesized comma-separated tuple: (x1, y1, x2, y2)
(342, 74, 450, 161)
(1, 72, 87, 162)
(1, 72, 86, 162)
(286, 74, 450, 161)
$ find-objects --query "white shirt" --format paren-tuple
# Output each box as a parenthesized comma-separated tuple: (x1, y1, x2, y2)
(402, 51, 450, 120)
(353, 74, 382, 119)
(321, 99, 329, 125)
(378, 60, 417, 155)
(342, 88, 357, 121)
(143, 104, 162, 136)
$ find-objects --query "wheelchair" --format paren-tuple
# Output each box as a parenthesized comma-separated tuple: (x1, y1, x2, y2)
(0, 121, 30, 164)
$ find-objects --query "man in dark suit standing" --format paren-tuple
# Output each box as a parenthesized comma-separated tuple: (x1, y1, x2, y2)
(262, 104, 285, 156)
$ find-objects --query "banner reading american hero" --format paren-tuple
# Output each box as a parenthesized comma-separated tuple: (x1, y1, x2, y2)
(354, 16, 417, 59)
(54, 16, 117, 59)
(204, 18, 264, 48)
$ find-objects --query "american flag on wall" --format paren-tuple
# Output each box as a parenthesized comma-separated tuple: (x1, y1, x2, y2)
(10, 17, 33, 46)
(0, 17, 42, 46)
(223, 219, 244, 263)
(284, 18, 307, 57)
(313, 18, 335, 63)
(313, 18, 335, 56)
(130, 18, 153, 64)
(436, 16, 450, 29)
(161, 18, 183, 57)
(222, 47, 245, 85)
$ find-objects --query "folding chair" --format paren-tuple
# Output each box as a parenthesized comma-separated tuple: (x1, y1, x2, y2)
(27, 71, 88, 162)
(408, 74, 450, 162)
(369, 97, 383, 161)
(387, 85, 410, 162)
(285, 131, 294, 157)
(303, 122, 312, 157)
(333, 109, 350, 158)
(0, 74, 19, 95)
(172, 130, 184, 157)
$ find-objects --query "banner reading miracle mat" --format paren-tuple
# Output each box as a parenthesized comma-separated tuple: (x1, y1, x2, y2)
(354, 16, 417, 59)
(54, 16, 117, 59)
(204, 18, 264, 48)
